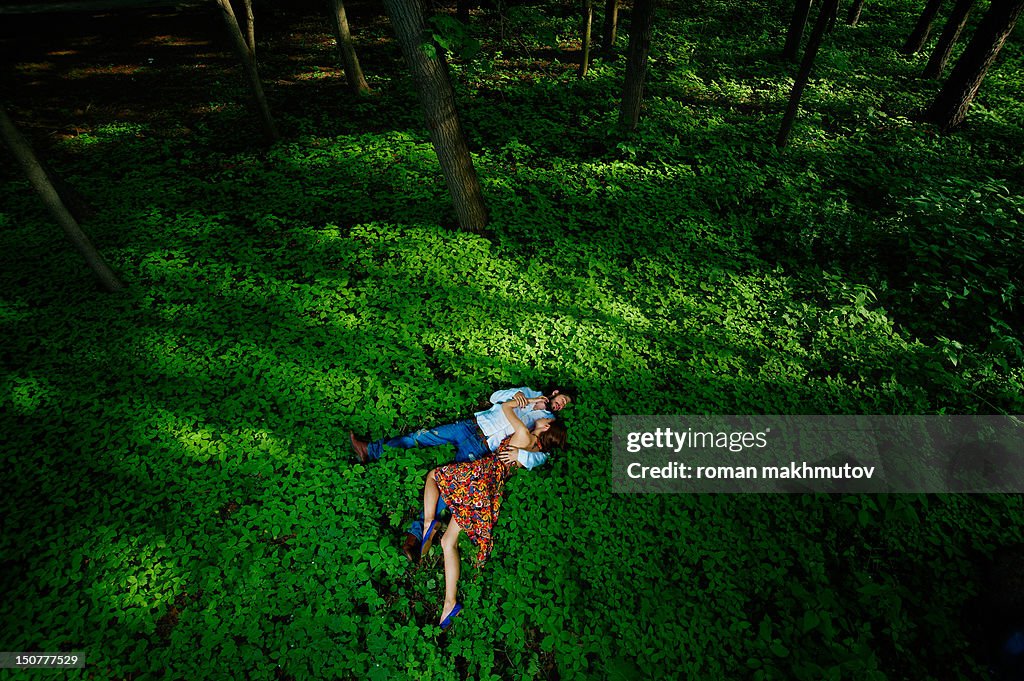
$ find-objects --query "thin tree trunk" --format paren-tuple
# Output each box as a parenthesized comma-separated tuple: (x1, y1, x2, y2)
(215, 0, 278, 143)
(923, 0, 1024, 130)
(580, 0, 593, 77)
(922, 0, 974, 78)
(242, 0, 255, 57)
(902, 0, 945, 54)
(457, 0, 471, 23)
(330, 0, 371, 94)
(847, 0, 866, 25)
(620, 0, 656, 131)
(0, 105, 124, 292)
(783, 0, 814, 62)
(825, 0, 839, 32)
(602, 0, 619, 51)
(777, 0, 842, 148)
(381, 0, 488, 231)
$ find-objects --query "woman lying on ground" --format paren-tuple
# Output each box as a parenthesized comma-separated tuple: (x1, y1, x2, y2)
(419, 398, 568, 629)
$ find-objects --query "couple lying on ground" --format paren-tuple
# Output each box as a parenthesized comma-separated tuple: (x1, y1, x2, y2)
(349, 385, 574, 630)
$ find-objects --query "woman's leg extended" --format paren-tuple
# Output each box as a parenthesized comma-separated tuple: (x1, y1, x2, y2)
(439, 518, 463, 624)
(422, 468, 441, 552)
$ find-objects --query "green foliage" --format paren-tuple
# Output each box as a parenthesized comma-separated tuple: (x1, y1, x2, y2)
(1, 0, 1023, 678)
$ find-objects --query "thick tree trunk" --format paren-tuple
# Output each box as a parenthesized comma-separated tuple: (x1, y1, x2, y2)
(923, 0, 1024, 130)
(330, 0, 371, 94)
(847, 0, 866, 25)
(39, 155, 94, 222)
(602, 0, 619, 51)
(777, 0, 842, 148)
(381, 0, 488, 231)
(620, 0, 656, 131)
(922, 0, 974, 78)
(242, 0, 255, 57)
(902, 0, 945, 54)
(215, 0, 279, 142)
(580, 0, 593, 77)
(783, 0, 814, 62)
(0, 106, 124, 292)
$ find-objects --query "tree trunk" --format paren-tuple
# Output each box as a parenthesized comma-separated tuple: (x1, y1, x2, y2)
(0, 105, 124, 292)
(580, 0, 593, 78)
(381, 0, 488, 232)
(923, 0, 1024, 130)
(825, 0, 839, 32)
(215, 0, 279, 142)
(330, 0, 371, 94)
(602, 0, 619, 52)
(242, 0, 255, 57)
(922, 0, 974, 78)
(783, 0, 814, 62)
(40, 155, 95, 222)
(620, 0, 656, 131)
(902, 0, 945, 54)
(457, 0, 471, 23)
(776, 0, 842, 148)
(847, 0, 866, 25)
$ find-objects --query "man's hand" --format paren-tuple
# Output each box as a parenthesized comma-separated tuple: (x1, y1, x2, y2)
(512, 391, 529, 408)
(498, 449, 523, 466)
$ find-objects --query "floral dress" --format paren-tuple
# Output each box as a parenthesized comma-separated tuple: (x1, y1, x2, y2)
(434, 436, 519, 563)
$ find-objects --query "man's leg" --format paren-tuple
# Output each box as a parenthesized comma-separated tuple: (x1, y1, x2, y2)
(365, 420, 472, 461)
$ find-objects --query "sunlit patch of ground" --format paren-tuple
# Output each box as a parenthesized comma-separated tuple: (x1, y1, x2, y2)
(64, 63, 146, 78)
(15, 61, 55, 74)
(139, 34, 212, 47)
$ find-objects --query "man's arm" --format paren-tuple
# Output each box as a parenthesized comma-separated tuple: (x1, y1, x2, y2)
(497, 447, 549, 470)
(488, 386, 543, 405)
(517, 448, 548, 470)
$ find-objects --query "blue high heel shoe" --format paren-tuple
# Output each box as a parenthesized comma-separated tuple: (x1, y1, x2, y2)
(420, 519, 438, 558)
(440, 603, 463, 630)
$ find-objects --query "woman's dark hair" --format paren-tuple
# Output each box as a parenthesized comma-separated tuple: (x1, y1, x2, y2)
(538, 420, 568, 452)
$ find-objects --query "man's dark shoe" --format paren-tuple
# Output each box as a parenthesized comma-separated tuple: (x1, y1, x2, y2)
(401, 533, 420, 562)
(349, 431, 370, 464)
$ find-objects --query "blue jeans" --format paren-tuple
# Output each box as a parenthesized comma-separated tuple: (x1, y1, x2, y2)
(367, 418, 488, 463)
(366, 419, 489, 540)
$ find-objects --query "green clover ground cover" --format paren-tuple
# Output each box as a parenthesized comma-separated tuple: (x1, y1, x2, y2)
(1, 0, 1023, 678)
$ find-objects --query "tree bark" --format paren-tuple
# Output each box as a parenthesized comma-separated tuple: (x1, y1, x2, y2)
(215, 0, 279, 142)
(922, 0, 1024, 130)
(242, 0, 255, 57)
(330, 0, 371, 94)
(783, 0, 814, 62)
(776, 0, 842, 148)
(620, 0, 656, 131)
(847, 0, 866, 25)
(580, 0, 593, 77)
(602, 0, 619, 52)
(922, 0, 974, 78)
(0, 105, 125, 292)
(902, 0, 945, 54)
(381, 0, 488, 231)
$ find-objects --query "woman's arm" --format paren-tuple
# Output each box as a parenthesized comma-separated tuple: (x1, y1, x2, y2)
(501, 401, 534, 449)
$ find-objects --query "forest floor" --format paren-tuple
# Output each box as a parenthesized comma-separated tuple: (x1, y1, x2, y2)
(2, 1, 1023, 679)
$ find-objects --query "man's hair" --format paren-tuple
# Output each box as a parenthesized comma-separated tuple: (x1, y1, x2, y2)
(538, 420, 568, 452)
(545, 383, 578, 404)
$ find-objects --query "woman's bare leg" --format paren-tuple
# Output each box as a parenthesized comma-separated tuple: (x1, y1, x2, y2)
(422, 468, 440, 552)
(439, 517, 462, 624)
